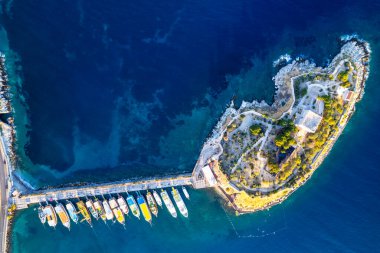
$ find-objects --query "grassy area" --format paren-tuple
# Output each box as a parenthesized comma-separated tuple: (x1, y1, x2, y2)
(234, 188, 291, 211)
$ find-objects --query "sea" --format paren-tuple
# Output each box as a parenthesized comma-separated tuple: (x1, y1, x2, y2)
(0, 0, 380, 252)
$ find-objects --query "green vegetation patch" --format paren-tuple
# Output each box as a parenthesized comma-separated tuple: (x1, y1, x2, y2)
(274, 119, 296, 151)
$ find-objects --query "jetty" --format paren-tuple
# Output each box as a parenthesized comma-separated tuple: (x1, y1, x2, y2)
(12, 171, 214, 210)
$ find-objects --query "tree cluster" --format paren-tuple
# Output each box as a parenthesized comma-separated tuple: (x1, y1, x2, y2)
(249, 124, 262, 136)
(274, 119, 296, 151)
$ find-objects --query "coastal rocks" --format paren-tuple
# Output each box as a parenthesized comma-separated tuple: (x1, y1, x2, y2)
(0, 54, 11, 114)
(0, 53, 15, 165)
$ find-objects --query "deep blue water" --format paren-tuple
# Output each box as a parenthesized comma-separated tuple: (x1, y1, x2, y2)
(0, 0, 380, 252)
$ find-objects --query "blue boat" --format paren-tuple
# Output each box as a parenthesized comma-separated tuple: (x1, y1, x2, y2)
(65, 201, 79, 224)
(126, 195, 141, 219)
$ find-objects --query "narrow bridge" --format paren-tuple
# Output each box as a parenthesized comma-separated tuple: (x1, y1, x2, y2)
(12, 172, 212, 210)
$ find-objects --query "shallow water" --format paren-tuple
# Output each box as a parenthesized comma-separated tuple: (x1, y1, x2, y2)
(1, 0, 380, 252)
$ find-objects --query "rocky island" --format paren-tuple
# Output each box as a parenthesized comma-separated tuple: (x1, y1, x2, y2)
(192, 37, 371, 214)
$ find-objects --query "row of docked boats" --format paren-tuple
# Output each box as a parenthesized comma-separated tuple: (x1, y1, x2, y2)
(37, 187, 190, 229)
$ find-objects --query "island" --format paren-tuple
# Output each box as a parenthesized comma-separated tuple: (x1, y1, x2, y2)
(191, 36, 371, 214)
(0, 35, 371, 252)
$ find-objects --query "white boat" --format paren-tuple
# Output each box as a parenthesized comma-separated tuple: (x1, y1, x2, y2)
(86, 199, 99, 220)
(117, 195, 130, 215)
(43, 204, 57, 228)
(160, 189, 177, 218)
(182, 186, 190, 200)
(38, 205, 46, 224)
(153, 190, 163, 207)
(126, 195, 141, 219)
(171, 188, 188, 218)
(65, 201, 79, 224)
(54, 203, 71, 230)
(94, 199, 107, 222)
(102, 199, 114, 220)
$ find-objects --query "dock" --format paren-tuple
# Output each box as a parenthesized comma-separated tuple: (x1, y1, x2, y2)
(12, 172, 213, 210)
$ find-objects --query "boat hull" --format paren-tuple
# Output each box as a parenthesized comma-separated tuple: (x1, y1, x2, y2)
(137, 195, 152, 223)
(44, 204, 58, 228)
(127, 195, 141, 219)
(172, 188, 188, 218)
(160, 190, 177, 218)
(55, 203, 71, 230)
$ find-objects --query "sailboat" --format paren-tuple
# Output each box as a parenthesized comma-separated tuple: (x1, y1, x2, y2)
(160, 189, 177, 218)
(94, 198, 107, 222)
(44, 204, 58, 228)
(65, 200, 79, 224)
(146, 191, 158, 217)
(137, 194, 152, 223)
(117, 195, 130, 216)
(182, 186, 190, 200)
(76, 200, 92, 226)
(152, 190, 163, 208)
(86, 198, 99, 220)
(38, 204, 46, 224)
(109, 197, 125, 225)
(171, 188, 188, 218)
(126, 193, 141, 219)
(55, 203, 71, 230)
(102, 198, 114, 221)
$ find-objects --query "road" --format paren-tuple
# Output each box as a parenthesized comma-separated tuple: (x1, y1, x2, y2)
(0, 133, 10, 253)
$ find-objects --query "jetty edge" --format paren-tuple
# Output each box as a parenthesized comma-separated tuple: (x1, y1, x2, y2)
(191, 36, 371, 214)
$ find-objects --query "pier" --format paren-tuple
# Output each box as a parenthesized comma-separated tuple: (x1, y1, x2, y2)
(12, 171, 214, 210)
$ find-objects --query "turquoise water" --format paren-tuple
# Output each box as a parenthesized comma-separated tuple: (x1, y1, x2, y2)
(0, 0, 380, 252)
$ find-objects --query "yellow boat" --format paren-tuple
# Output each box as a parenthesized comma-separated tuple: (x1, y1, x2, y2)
(137, 195, 152, 223)
(109, 197, 125, 225)
(76, 200, 92, 226)
(113, 207, 125, 225)
(54, 203, 71, 230)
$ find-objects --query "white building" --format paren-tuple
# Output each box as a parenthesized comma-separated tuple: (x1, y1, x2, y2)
(201, 165, 217, 187)
(295, 109, 323, 133)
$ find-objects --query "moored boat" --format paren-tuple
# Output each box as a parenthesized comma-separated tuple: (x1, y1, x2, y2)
(146, 191, 158, 217)
(117, 195, 130, 216)
(171, 188, 188, 218)
(126, 195, 141, 219)
(182, 186, 190, 200)
(86, 199, 99, 220)
(55, 203, 71, 230)
(65, 201, 79, 224)
(43, 204, 58, 228)
(76, 200, 92, 226)
(137, 195, 152, 223)
(102, 199, 114, 220)
(38, 205, 46, 224)
(152, 190, 163, 208)
(109, 197, 125, 225)
(160, 189, 177, 218)
(113, 207, 125, 225)
(94, 199, 107, 222)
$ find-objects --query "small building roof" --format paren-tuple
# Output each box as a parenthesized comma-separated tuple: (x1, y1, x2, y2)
(344, 91, 354, 102)
(295, 109, 323, 133)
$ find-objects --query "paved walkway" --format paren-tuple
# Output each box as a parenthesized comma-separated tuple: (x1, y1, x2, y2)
(0, 133, 11, 253)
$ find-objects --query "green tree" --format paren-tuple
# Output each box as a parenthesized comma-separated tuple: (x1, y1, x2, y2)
(249, 124, 262, 136)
